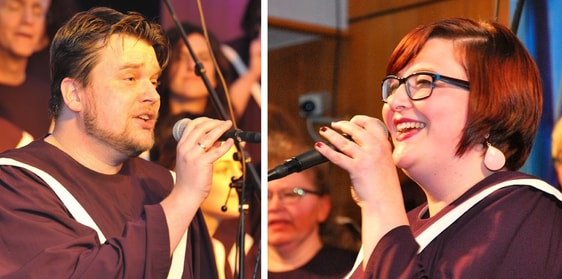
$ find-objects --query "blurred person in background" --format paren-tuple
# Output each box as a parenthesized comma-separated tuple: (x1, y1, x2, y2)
(268, 104, 357, 279)
(0, 0, 76, 150)
(151, 21, 260, 165)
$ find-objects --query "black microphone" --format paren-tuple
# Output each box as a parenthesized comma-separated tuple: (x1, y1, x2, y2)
(172, 118, 261, 143)
(268, 120, 389, 181)
(268, 148, 328, 181)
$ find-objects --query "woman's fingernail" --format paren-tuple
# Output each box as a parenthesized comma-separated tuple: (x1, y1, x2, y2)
(320, 126, 327, 132)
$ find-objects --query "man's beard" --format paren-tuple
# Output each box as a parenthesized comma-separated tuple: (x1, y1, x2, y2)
(83, 104, 154, 158)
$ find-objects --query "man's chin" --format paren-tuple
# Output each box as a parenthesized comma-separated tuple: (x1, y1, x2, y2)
(128, 141, 154, 159)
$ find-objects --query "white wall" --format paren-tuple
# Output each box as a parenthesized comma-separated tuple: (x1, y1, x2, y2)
(267, 0, 348, 50)
(268, 0, 348, 30)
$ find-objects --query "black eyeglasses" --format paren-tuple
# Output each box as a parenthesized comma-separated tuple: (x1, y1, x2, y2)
(268, 187, 323, 205)
(381, 72, 470, 103)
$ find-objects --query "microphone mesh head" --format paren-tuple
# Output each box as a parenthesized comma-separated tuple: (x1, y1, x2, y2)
(376, 118, 389, 137)
(172, 118, 189, 141)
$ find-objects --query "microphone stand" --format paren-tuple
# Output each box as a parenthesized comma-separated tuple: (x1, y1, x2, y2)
(229, 163, 247, 279)
(161, 1, 261, 278)
(510, 0, 526, 34)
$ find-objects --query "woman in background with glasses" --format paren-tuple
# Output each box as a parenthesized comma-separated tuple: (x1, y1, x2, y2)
(316, 18, 562, 278)
(267, 104, 357, 279)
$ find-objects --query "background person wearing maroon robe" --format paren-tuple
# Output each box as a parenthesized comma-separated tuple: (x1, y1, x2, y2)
(0, 0, 77, 151)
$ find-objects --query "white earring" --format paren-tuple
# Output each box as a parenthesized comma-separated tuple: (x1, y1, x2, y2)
(484, 142, 506, 171)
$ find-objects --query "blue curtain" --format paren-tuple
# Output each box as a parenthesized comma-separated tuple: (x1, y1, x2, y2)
(515, 0, 562, 185)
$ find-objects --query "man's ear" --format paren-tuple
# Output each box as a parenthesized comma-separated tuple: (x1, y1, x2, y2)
(60, 78, 83, 112)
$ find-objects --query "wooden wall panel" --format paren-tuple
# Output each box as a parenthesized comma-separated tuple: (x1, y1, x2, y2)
(268, 38, 338, 136)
